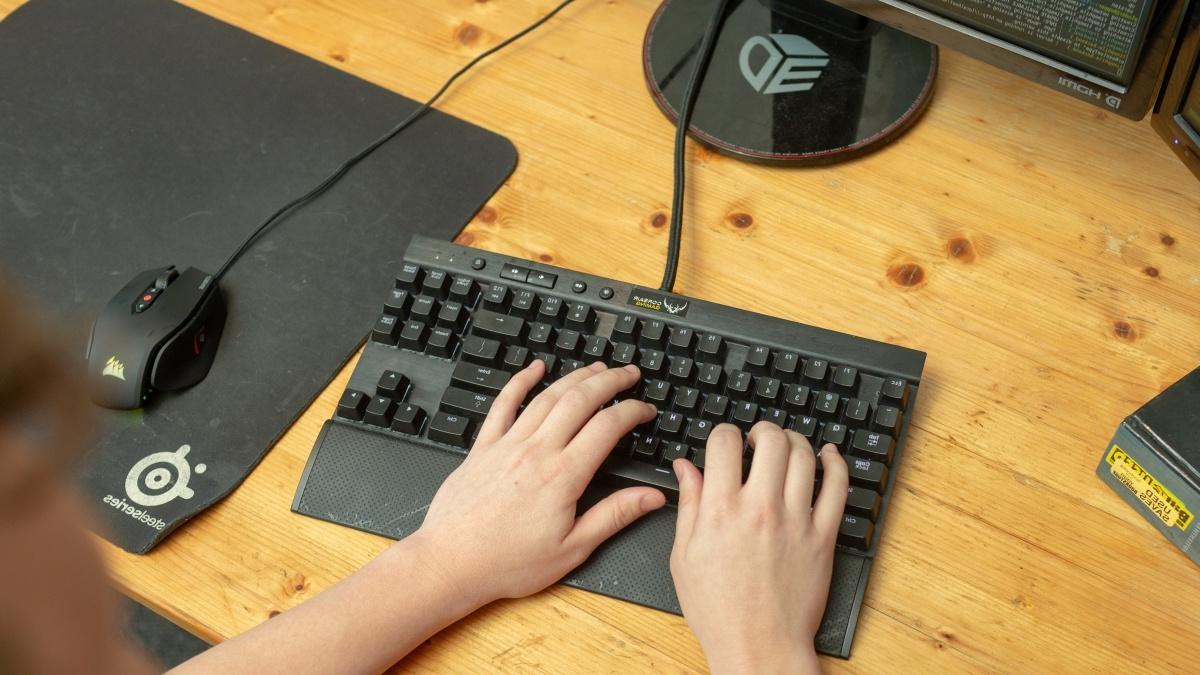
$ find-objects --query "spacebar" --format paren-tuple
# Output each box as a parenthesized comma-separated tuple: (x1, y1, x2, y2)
(597, 458, 680, 504)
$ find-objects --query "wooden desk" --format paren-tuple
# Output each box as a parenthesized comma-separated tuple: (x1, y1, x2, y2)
(6, 0, 1198, 671)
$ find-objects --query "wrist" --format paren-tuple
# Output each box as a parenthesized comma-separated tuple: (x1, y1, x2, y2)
(382, 532, 493, 618)
(705, 641, 820, 675)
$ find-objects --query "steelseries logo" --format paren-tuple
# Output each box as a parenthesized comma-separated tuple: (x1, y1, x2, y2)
(739, 34, 829, 95)
(1057, 76, 1121, 110)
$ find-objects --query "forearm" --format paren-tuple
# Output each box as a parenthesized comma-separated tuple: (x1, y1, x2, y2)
(171, 534, 482, 675)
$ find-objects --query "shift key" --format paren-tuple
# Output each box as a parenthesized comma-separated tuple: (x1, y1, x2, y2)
(440, 387, 496, 421)
(451, 362, 512, 395)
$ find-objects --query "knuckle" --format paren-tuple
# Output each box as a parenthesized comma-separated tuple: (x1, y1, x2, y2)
(557, 387, 591, 410)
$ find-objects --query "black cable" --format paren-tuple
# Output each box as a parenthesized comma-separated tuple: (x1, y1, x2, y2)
(213, 0, 578, 282)
(659, 0, 731, 293)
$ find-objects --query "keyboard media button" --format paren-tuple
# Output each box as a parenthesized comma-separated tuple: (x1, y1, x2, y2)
(482, 284, 510, 312)
(511, 289, 539, 318)
(537, 296, 565, 325)
(500, 262, 529, 282)
(528, 270, 557, 288)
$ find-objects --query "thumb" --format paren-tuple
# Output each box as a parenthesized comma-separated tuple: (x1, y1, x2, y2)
(672, 458, 703, 546)
(565, 487, 666, 556)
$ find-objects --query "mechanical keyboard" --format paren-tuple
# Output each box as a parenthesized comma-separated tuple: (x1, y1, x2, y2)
(292, 235, 926, 657)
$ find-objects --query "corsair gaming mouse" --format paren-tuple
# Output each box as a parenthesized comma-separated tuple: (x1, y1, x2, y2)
(86, 266, 226, 410)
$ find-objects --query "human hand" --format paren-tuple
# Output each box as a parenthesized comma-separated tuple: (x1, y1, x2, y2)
(670, 422, 848, 675)
(406, 360, 666, 610)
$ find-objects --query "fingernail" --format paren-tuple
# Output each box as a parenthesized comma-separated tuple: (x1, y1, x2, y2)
(590, 361, 606, 371)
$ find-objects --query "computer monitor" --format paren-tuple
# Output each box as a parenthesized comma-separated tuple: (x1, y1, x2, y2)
(1153, 2, 1200, 178)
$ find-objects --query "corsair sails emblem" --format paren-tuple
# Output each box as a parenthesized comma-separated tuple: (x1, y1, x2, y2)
(663, 299, 689, 315)
(739, 34, 829, 95)
(102, 356, 127, 381)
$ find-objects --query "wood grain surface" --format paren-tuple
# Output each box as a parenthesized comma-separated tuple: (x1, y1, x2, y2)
(4, 0, 1198, 671)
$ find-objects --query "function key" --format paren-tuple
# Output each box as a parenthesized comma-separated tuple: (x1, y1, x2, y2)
(376, 370, 410, 398)
(481, 284, 511, 312)
(395, 263, 423, 291)
(537, 296, 566, 326)
(830, 365, 859, 396)
(364, 395, 398, 427)
(336, 388, 368, 421)
(564, 303, 597, 332)
(773, 352, 801, 381)
(802, 358, 829, 387)
(390, 403, 427, 435)
(880, 377, 911, 410)
(448, 276, 480, 305)
(371, 314, 401, 345)
(744, 345, 772, 374)
(428, 411, 473, 448)
(500, 262, 529, 282)
(695, 334, 726, 364)
(612, 314, 640, 344)
(528, 270, 557, 288)
(421, 269, 451, 299)
(383, 289, 412, 318)
(667, 327, 697, 355)
(510, 289, 539, 319)
(639, 319, 667, 348)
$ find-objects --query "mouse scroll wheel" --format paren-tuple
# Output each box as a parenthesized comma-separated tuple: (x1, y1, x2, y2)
(154, 269, 180, 291)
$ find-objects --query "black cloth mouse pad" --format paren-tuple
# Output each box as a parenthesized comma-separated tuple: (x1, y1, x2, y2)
(0, 0, 516, 553)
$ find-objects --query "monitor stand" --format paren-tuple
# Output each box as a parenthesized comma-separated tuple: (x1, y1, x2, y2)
(643, 0, 938, 165)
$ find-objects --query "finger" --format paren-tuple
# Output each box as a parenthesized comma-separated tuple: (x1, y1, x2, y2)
(672, 458, 703, 546)
(745, 421, 791, 497)
(506, 361, 605, 439)
(564, 487, 667, 558)
(783, 431, 818, 512)
(473, 359, 546, 448)
(812, 444, 849, 541)
(699, 423, 743, 505)
(563, 399, 657, 483)
(534, 364, 642, 448)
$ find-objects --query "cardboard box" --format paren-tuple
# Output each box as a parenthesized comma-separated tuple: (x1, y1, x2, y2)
(1097, 367, 1200, 565)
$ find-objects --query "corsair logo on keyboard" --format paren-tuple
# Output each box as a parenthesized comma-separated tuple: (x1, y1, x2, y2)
(628, 290, 690, 317)
(739, 34, 829, 95)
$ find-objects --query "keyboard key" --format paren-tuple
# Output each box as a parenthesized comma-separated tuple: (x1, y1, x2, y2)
(554, 329, 583, 358)
(610, 342, 637, 367)
(364, 395, 398, 427)
(565, 303, 597, 332)
(838, 515, 874, 550)
(471, 309, 527, 345)
(612, 314, 639, 343)
(701, 394, 730, 421)
(773, 351, 801, 381)
(398, 320, 429, 351)
(845, 486, 882, 521)
(731, 401, 758, 430)
(502, 345, 531, 371)
(527, 322, 555, 352)
(880, 377, 911, 410)
(336, 388, 368, 421)
(830, 365, 859, 395)
(761, 407, 788, 428)
(527, 270, 557, 288)
(754, 376, 781, 405)
(802, 358, 829, 387)
(667, 356, 695, 384)
(847, 456, 888, 491)
(696, 362, 725, 392)
(427, 327, 458, 358)
(813, 391, 840, 420)
(371, 314, 401, 345)
(695, 333, 726, 363)
(639, 348, 667, 377)
(667, 327, 696, 355)
(633, 435, 660, 463)
(685, 418, 715, 446)
(421, 269, 451, 299)
(789, 414, 817, 440)
(842, 398, 871, 428)
(873, 405, 902, 435)
(657, 411, 686, 440)
(450, 362, 512, 395)
(671, 386, 701, 415)
(601, 456, 679, 502)
(409, 296, 440, 324)
(639, 319, 667, 348)
(395, 263, 423, 291)
(661, 441, 689, 465)
(532, 352, 558, 378)
(820, 422, 849, 450)
(559, 358, 586, 377)
(384, 288, 412, 318)
(448, 276, 479, 305)
(436, 301, 468, 332)
(726, 370, 753, 398)
(390, 403, 426, 435)
(782, 384, 811, 413)
(537, 296, 565, 325)
(440, 387, 495, 421)
(481, 284, 510, 312)
(744, 345, 772, 374)
(461, 336, 501, 365)
(510, 289, 539, 319)
(643, 380, 672, 408)
(499, 262, 529, 282)
(428, 412, 472, 448)
(852, 430, 895, 464)
(582, 335, 611, 361)
(376, 370, 410, 398)
(691, 446, 707, 470)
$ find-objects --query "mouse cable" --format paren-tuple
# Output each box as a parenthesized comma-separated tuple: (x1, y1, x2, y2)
(213, 0, 578, 282)
(658, 0, 731, 294)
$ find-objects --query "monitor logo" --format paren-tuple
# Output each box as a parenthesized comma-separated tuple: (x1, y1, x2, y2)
(124, 444, 207, 507)
(739, 34, 829, 95)
(102, 356, 126, 381)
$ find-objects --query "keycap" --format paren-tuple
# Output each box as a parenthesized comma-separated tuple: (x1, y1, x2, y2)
(880, 377, 911, 410)
(696, 333, 726, 363)
(421, 269, 451, 299)
(462, 336, 501, 366)
(851, 430, 895, 464)
(481, 284, 510, 312)
(409, 296, 440, 324)
(612, 314, 639, 343)
(744, 345, 772, 374)
(500, 262, 528, 282)
(527, 270, 557, 288)
(657, 411, 686, 440)
(395, 263, 423, 291)
(428, 412, 472, 448)
(761, 407, 788, 428)
(527, 322, 555, 352)
(448, 276, 479, 305)
(754, 376, 781, 405)
(436, 301, 467, 332)
(813, 391, 840, 420)
(873, 405, 902, 435)
(667, 356, 695, 384)
(830, 365, 859, 396)
(450, 362, 512, 395)
(820, 422, 848, 450)
(843, 398, 871, 428)
(537, 296, 565, 325)
(701, 394, 730, 421)
(533, 353, 558, 378)
(559, 358, 586, 377)
(565, 303, 597, 332)
(847, 456, 889, 491)
(398, 320, 428, 351)
(773, 351, 801, 381)
(582, 335, 611, 361)
(782, 384, 811, 412)
(661, 442, 689, 465)
(600, 457, 679, 502)
(364, 395, 398, 427)
(643, 380, 672, 408)
(384, 288, 412, 317)
(802, 358, 829, 387)
(685, 418, 715, 446)
(633, 435, 660, 463)
(336, 388, 368, 421)
(554, 329, 583, 358)
(726, 370, 752, 397)
(371, 314, 401, 345)
(667, 327, 696, 355)
(639, 319, 667, 348)
(696, 363, 725, 392)
(838, 515, 874, 550)
(502, 345, 531, 371)
(789, 414, 817, 440)
(471, 309, 527, 345)
(692, 446, 707, 470)
(440, 387, 495, 421)
(731, 401, 758, 430)
(510, 289, 539, 319)
(845, 486, 882, 521)
(390, 403, 426, 435)
(426, 327, 458, 358)
(671, 386, 701, 415)
(376, 370, 410, 398)
(610, 342, 637, 367)
(639, 348, 667, 377)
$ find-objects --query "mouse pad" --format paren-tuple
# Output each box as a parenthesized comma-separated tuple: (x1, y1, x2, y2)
(0, 0, 516, 553)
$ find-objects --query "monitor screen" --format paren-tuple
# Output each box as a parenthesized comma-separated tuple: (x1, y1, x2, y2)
(905, 0, 1157, 85)
(1183, 64, 1200, 130)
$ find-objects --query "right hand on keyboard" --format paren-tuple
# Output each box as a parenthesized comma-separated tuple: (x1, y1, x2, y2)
(669, 422, 848, 675)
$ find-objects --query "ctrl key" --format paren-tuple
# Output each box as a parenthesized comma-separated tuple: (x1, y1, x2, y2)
(428, 411, 473, 448)
(837, 514, 874, 550)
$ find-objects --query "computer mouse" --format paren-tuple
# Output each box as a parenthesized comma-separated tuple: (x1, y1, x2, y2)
(86, 266, 227, 410)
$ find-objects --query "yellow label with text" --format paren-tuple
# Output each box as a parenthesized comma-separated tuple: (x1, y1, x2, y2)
(1107, 445, 1192, 531)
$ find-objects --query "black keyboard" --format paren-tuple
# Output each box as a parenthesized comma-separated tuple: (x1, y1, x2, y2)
(293, 235, 926, 657)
